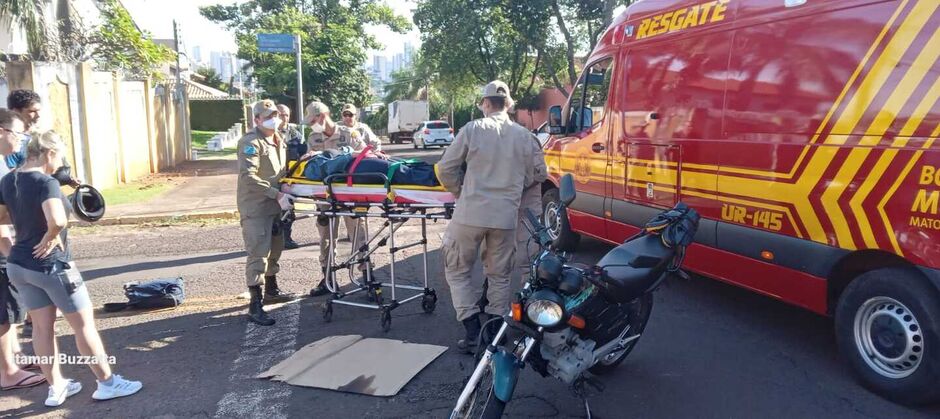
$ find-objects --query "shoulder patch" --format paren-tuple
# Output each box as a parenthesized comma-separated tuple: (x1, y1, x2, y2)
(244, 145, 258, 156)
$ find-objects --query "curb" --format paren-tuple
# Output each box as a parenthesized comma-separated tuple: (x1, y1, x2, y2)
(76, 210, 240, 227)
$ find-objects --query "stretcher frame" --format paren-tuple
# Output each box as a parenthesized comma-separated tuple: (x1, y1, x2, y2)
(286, 172, 454, 331)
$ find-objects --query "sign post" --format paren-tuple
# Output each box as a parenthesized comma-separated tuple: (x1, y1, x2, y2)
(257, 33, 304, 136)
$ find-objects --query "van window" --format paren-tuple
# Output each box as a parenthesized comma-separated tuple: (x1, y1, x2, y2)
(624, 34, 732, 140)
(583, 60, 614, 127)
(566, 58, 614, 134)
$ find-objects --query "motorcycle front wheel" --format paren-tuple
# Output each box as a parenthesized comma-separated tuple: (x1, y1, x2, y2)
(590, 292, 654, 374)
(454, 358, 506, 419)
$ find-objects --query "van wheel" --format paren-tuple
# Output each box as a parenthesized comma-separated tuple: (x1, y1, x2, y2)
(834, 267, 940, 405)
(541, 188, 580, 251)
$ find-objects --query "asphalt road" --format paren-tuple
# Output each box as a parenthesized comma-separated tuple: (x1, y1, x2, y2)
(1, 142, 938, 418)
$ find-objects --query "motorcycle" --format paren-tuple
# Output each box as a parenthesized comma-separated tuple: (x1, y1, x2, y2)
(450, 173, 700, 419)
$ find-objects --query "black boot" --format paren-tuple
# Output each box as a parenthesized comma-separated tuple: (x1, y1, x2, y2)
(247, 286, 275, 326)
(456, 314, 482, 354)
(309, 267, 331, 297)
(264, 276, 297, 304)
(284, 238, 300, 250)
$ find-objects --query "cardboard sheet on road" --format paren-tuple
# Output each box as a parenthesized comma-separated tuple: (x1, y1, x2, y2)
(257, 335, 447, 396)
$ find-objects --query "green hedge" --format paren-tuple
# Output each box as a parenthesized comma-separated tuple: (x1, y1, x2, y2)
(190, 100, 244, 131)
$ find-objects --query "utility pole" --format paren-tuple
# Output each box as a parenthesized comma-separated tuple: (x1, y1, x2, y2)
(295, 34, 304, 137)
(173, 19, 192, 159)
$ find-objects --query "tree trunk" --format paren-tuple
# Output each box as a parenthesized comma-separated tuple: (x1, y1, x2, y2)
(550, 0, 578, 88)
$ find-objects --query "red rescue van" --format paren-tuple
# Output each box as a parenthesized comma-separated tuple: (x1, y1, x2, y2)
(541, 0, 940, 405)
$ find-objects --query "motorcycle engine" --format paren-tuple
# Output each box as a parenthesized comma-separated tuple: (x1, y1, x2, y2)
(539, 328, 597, 384)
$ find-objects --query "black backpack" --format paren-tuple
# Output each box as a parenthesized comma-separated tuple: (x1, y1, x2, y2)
(104, 277, 185, 312)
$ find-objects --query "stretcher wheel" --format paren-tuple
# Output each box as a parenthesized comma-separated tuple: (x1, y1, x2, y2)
(421, 294, 437, 314)
(380, 308, 392, 332)
(322, 301, 333, 322)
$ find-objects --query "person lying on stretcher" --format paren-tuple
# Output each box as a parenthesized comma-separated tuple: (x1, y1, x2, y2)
(295, 146, 389, 164)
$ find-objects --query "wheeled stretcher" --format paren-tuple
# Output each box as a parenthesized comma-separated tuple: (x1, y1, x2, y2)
(281, 164, 454, 331)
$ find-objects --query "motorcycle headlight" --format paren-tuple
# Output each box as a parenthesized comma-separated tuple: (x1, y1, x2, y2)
(525, 290, 566, 327)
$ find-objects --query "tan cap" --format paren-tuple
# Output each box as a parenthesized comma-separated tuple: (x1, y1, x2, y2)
(305, 101, 329, 120)
(341, 104, 357, 115)
(481, 80, 512, 100)
(252, 99, 278, 118)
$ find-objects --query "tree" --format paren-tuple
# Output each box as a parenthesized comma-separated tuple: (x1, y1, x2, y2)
(414, 0, 632, 98)
(414, 0, 540, 99)
(195, 66, 228, 92)
(91, 0, 175, 80)
(0, 0, 47, 58)
(201, 0, 410, 112)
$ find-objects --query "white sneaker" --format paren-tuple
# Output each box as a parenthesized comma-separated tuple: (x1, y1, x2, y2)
(92, 374, 142, 401)
(45, 379, 82, 407)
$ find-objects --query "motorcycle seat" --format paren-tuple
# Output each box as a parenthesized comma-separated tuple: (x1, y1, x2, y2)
(596, 234, 674, 303)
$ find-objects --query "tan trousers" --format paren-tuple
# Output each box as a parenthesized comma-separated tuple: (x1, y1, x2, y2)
(443, 221, 515, 321)
(316, 215, 368, 271)
(240, 214, 284, 287)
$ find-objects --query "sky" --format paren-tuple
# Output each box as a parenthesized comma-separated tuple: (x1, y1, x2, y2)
(123, 0, 422, 63)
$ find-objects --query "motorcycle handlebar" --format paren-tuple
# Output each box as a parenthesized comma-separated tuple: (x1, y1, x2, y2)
(523, 208, 554, 248)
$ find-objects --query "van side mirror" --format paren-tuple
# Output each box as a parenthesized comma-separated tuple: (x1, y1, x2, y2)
(548, 105, 563, 134)
(559, 174, 576, 206)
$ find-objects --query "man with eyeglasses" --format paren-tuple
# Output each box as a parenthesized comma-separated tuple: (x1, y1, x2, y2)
(0, 109, 45, 391)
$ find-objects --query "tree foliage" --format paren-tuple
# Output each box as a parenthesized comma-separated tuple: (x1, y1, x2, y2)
(415, 0, 631, 100)
(195, 66, 229, 92)
(91, 0, 175, 80)
(201, 0, 410, 112)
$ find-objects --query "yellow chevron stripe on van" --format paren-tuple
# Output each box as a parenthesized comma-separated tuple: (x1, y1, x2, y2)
(878, 122, 940, 255)
(852, 74, 940, 250)
(821, 16, 940, 249)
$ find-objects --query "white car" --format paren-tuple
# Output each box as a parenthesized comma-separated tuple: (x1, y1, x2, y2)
(413, 120, 454, 149)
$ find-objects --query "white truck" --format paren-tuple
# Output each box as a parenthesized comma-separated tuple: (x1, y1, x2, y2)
(387, 100, 429, 144)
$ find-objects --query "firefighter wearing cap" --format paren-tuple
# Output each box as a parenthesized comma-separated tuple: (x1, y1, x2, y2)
(516, 139, 547, 282)
(302, 102, 371, 297)
(305, 101, 340, 152)
(437, 81, 546, 352)
(338, 104, 382, 151)
(237, 99, 297, 326)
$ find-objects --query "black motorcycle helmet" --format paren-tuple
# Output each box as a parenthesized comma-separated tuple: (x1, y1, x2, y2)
(70, 184, 106, 222)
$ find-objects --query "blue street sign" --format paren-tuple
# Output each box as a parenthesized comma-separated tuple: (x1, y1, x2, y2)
(257, 33, 295, 53)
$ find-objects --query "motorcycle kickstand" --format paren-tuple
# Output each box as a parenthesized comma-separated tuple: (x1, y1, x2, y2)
(574, 377, 603, 419)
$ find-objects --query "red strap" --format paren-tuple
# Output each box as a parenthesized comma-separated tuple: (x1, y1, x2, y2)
(346, 145, 373, 186)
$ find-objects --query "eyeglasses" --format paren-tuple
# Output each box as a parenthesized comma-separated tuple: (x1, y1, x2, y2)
(0, 127, 24, 137)
(342, 112, 354, 117)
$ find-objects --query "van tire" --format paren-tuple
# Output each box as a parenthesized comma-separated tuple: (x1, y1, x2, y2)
(834, 267, 940, 405)
(542, 188, 580, 251)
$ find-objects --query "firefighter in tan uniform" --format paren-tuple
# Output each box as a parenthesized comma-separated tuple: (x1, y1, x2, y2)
(237, 100, 296, 326)
(516, 140, 547, 282)
(338, 104, 382, 152)
(437, 81, 544, 352)
(303, 102, 370, 296)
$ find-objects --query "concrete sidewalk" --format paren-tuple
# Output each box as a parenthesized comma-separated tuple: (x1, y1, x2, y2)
(99, 157, 239, 225)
